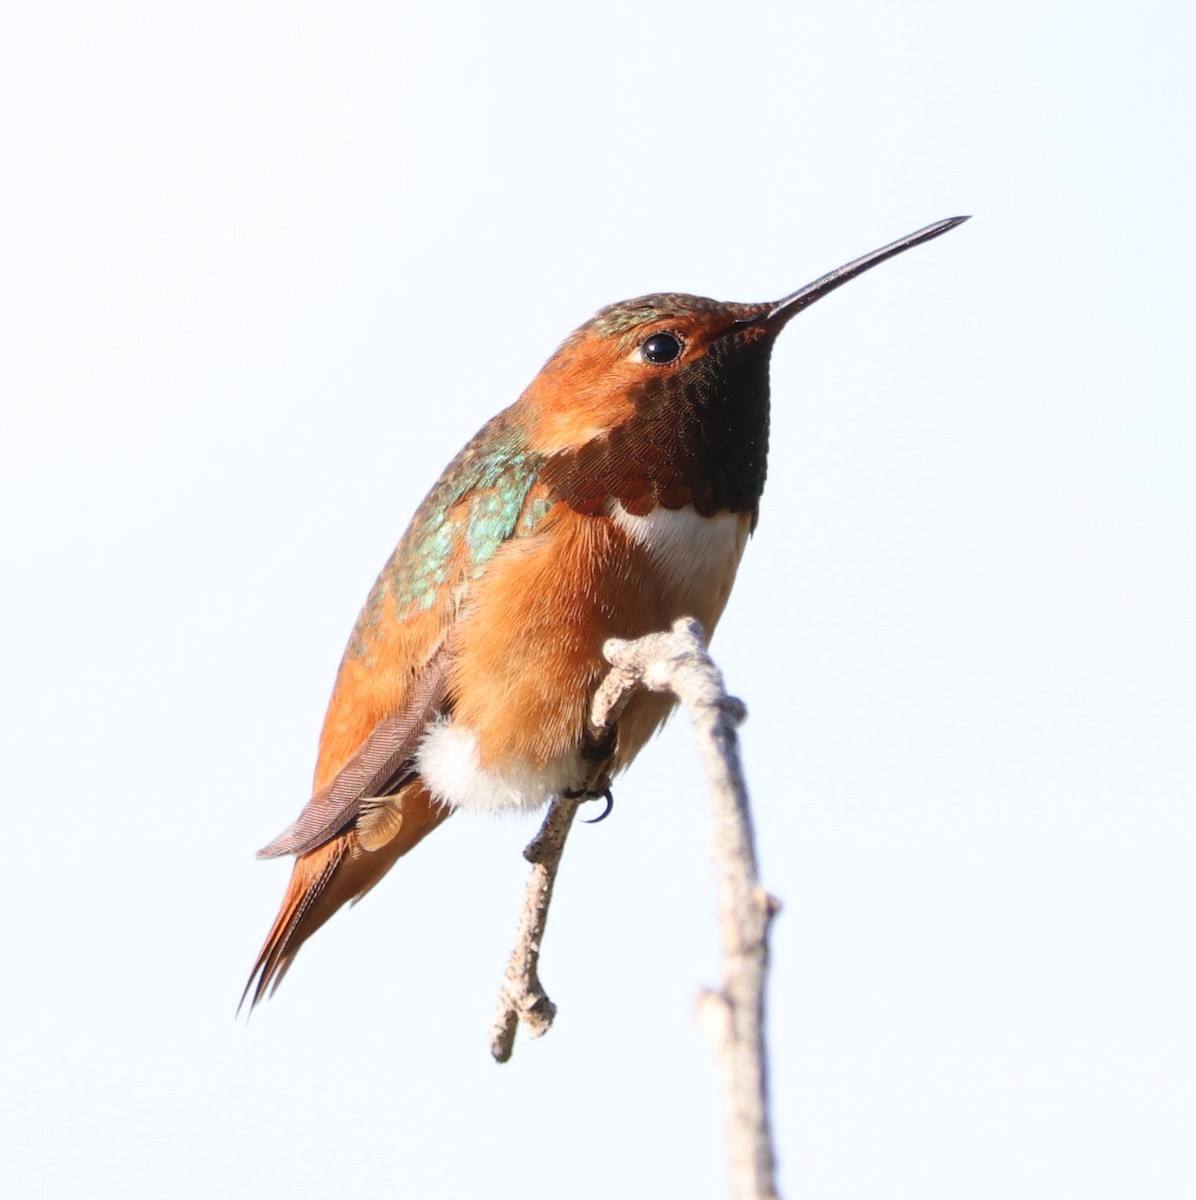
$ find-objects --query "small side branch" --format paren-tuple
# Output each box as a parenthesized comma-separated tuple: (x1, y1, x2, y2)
(488, 637, 641, 1064)
(489, 619, 781, 1199)
(488, 792, 582, 1063)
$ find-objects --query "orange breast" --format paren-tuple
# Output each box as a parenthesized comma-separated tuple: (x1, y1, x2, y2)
(446, 502, 752, 774)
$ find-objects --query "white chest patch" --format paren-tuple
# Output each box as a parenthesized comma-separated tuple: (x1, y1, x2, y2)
(611, 504, 750, 618)
(416, 719, 585, 815)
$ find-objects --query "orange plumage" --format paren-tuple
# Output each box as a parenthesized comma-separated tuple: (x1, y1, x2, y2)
(245, 218, 969, 1009)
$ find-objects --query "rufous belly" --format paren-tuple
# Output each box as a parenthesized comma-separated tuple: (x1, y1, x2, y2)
(417, 503, 752, 813)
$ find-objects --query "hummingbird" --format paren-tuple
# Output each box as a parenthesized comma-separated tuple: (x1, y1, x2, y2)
(243, 216, 969, 1009)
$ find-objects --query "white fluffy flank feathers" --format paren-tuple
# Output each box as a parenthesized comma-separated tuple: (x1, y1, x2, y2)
(416, 719, 583, 815)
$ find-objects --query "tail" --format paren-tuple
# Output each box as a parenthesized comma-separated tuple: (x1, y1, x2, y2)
(241, 781, 449, 1012)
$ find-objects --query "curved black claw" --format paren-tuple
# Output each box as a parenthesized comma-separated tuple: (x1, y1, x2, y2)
(583, 789, 614, 824)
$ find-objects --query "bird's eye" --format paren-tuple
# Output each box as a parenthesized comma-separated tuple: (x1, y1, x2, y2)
(640, 331, 684, 365)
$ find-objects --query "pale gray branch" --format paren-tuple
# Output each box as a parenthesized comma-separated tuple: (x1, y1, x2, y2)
(488, 791, 582, 1064)
(489, 618, 781, 1200)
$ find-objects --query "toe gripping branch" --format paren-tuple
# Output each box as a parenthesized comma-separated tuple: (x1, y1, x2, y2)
(566, 719, 617, 824)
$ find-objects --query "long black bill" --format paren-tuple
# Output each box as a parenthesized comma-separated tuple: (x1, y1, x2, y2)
(764, 215, 970, 328)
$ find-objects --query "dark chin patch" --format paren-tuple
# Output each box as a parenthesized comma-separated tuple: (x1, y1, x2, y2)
(540, 333, 773, 518)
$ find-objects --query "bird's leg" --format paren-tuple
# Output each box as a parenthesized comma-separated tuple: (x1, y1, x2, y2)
(561, 720, 617, 823)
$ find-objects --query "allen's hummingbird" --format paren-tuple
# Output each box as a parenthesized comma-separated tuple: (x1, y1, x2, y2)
(244, 216, 968, 1008)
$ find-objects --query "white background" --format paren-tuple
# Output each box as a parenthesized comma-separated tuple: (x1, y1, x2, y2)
(2, 2, 1192, 1196)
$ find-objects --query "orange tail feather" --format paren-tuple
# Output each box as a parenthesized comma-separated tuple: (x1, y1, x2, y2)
(242, 782, 449, 1011)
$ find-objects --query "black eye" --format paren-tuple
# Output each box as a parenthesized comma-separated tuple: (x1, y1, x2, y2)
(641, 331, 684, 365)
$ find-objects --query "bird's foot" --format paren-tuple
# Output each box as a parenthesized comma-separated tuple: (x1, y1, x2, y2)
(560, 784, 615, 824)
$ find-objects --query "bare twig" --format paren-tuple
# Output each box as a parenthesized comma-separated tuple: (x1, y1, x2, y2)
(488, 791, 582, 1063)
(489, 618, 781, 1199)
(488, 643, 636, 1063)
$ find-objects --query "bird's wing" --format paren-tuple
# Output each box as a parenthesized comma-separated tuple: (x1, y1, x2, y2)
(245, 420, 561, 1009)
(257, 413, 551, 859)
(255, 645, 449, 859)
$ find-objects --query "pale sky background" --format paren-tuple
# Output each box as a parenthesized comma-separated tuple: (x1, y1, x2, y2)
(2, 2, 1193, 1197)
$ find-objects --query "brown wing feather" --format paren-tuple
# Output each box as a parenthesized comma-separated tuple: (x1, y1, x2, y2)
(241, 780, 448, 1011)
(255, 649, 449, 860)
